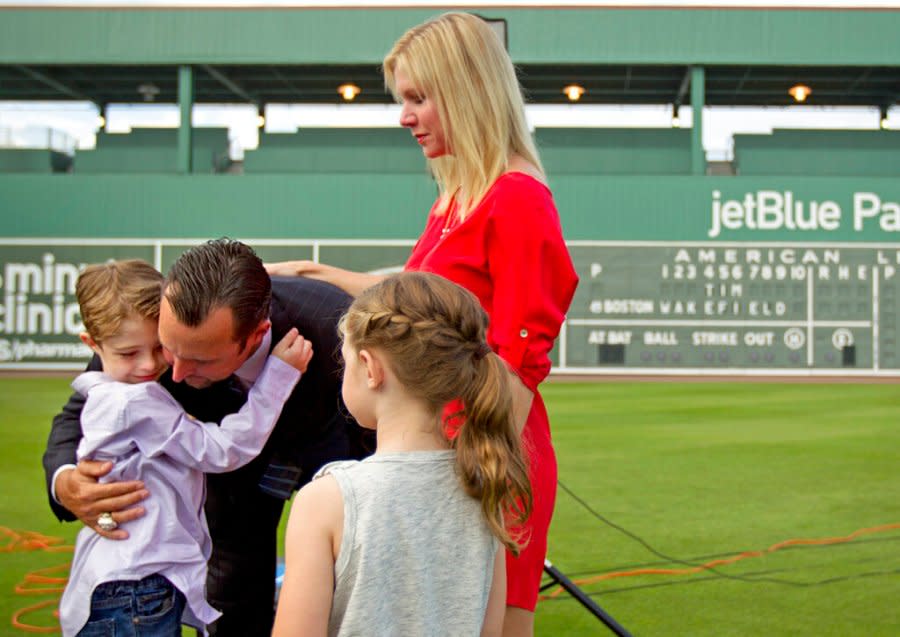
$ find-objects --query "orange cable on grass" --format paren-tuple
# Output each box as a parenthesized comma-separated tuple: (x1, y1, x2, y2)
(3, 527, 73, 634)
(1, 527, 72, 554)
(11, 600, 61, 634)
(15, 564, 71, 595)
(541, 522, 900, 600)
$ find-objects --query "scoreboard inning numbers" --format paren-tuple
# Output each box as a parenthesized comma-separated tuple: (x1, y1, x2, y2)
(560, 242, 899, 375)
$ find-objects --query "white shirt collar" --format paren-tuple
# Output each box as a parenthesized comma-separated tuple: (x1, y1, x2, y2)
(235, 327, 272, 388)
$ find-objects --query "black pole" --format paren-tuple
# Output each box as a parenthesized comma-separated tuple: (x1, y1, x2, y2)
(543, 560, 633, 637)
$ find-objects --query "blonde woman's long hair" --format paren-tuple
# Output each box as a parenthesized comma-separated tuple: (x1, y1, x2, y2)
(383, 11, 543, 220)
(340, 272, 532, 553)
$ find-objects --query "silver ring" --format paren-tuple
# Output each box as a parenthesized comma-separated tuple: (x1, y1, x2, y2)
(97, 512, 118, 532)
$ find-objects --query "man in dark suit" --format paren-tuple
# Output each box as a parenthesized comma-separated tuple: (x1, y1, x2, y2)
(43, 239, 371, 636)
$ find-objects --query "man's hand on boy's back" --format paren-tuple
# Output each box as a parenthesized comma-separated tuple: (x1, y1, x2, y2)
(272, 327, 314, 374)
(56, 460, 149, 540)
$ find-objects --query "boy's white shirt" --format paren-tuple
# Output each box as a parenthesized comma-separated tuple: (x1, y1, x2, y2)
(59, 349, 298, 636)
(51, 328, 273, 502)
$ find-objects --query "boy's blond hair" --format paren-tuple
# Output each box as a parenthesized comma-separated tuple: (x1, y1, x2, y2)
(76, 259, 164, 343)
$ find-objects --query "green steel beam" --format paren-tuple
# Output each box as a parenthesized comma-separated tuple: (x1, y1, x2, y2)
(691, 66, 706, 176)
(178, 65, 193, 175)
(203, 64, 257, 105)
(14, 64, 93, 102)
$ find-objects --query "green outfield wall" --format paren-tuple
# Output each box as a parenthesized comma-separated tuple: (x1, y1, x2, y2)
(1, 174, 898, 376)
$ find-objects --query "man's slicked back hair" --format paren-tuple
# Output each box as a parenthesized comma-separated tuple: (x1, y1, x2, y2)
(164, 239, 271, 346)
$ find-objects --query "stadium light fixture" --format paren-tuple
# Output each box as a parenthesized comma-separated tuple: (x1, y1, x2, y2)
(563, 84, 585, 102)
(788, 83, 811, 103)
(137, 82, 160, 102)
(671, 104, 681, 128)
(338, 83, 361, 101)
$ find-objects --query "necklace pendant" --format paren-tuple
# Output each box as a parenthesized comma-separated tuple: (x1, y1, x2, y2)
(440, 207, 457, 238)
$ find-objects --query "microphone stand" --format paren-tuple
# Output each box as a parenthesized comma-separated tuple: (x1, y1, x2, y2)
(542, 559, 633, 637)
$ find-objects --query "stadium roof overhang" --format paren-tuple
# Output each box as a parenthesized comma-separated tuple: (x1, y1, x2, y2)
(1, 63, 898, 109)
(1, 6, 898, 110)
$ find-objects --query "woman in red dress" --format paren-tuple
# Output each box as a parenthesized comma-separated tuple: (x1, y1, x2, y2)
(267, 12, 578, 635)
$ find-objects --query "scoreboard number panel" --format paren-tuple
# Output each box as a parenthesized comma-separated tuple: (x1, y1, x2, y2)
(561, 242, 898, 375)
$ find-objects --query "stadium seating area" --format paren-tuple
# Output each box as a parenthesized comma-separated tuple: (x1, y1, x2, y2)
(243, 128, 423, 173)
(733, 129, 900, 177)
(72, 127, 231, 174)
(534, 127, 693, 175)
(3, 126, 899, 177)
(0, 148, 72, 173)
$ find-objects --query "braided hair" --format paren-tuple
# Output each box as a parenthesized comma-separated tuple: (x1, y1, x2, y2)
(341, 271, 532, 553)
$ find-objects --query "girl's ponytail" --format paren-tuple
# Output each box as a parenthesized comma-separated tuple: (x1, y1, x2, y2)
(455, 348, 533, 555)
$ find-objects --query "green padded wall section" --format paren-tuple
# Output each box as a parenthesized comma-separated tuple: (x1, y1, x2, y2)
(244, 128, 425, 174)
(3, 174, 898, 243)
(734, 129, 900, 177)
(536, 128, 692, 175)
(1, 173, 441, 239)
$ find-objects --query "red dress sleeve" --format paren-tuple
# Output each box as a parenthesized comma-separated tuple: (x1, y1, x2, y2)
(484, 177, 578, 390)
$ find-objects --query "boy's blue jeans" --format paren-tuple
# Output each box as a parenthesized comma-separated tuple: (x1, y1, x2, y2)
(76, 574, 186, 636)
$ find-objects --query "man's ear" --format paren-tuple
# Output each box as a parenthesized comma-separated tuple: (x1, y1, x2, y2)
(80, 332, 102, 356)
(246, 319, 272, 352)
(359, 349, 385, 390)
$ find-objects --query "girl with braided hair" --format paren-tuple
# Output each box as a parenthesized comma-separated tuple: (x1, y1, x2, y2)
(272, 272, 531, 637)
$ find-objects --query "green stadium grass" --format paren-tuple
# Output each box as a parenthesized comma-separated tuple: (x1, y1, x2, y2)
(539, 381, 900, 636)
(1, 377, 898, 636)
(1, 377, 80, 634)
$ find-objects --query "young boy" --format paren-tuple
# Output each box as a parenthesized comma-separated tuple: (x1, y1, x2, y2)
(58, 259, 313, 637)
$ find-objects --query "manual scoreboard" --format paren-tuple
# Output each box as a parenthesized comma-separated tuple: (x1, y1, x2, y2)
(1, 238, 897, 376)
(561, 242, 898, 374)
